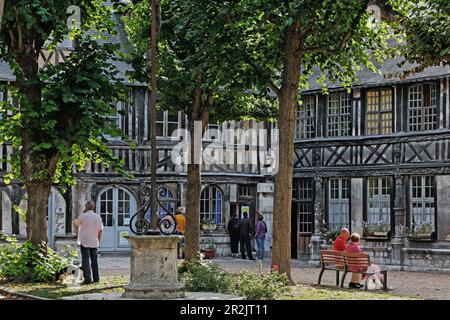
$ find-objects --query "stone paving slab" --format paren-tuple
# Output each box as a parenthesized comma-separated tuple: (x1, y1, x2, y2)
(61, 292, 244, 300)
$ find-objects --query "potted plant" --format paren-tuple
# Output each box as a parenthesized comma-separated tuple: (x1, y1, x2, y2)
(363, 221, 390, 238)
(200, 243, 217, 259)
(201, 219, 217, 231)
(407, 222, 434, 241)
(323, 230, 340, 244)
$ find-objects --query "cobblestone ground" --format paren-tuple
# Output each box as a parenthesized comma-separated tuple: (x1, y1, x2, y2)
(98, 254, 450, 300)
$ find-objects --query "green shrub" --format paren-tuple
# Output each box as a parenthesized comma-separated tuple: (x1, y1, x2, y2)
(229, 270, 290, 300)
(0, 232, 77, 283)
(178, 259, 290, 299)
(181, 260, 231, 294)
(31, 245, 77, 282)
(0, 233, 37, 280)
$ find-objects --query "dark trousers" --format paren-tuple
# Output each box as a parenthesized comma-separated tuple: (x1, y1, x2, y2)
(230, 233, 239, 254)
(80, 245, 99, 283)
(239, 234, 253, 259)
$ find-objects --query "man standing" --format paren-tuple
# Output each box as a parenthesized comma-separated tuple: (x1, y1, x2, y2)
(238, 212, 255, 260)
(227, 213, 240, 258)
(333, 227, 362, 289)
(74, 201, 103, 285)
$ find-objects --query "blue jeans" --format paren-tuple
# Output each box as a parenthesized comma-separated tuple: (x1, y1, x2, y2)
(256, 238, 265, 260)
(80, 245, 99, 283)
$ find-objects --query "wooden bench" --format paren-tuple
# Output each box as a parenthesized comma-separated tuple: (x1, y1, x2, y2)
(341, 252, 389, 291)
(318, 250, 345, 286)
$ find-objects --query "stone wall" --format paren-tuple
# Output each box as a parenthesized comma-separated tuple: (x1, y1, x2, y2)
(199, 231, 231, 257)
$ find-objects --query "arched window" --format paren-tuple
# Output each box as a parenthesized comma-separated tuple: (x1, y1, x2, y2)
(98, 187, 135, 227)
(144, 186, 177, 220)
(97, 186, 137, 251)
(200, 186, 223, 224)
(158, 186, 176, 217)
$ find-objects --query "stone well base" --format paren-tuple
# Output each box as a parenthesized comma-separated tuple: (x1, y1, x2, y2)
(123, 283, 185, 299)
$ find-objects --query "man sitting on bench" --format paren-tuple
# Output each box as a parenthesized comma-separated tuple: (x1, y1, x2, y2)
(333, 228, 363, 289)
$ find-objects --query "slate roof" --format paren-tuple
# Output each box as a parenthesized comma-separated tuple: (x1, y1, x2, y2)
(302, 56, 450, 94)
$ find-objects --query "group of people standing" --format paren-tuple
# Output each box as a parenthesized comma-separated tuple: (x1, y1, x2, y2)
(227, 211, 267, 260)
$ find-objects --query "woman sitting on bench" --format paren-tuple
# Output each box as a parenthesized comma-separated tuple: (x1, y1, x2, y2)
(345, 233, 384, 288)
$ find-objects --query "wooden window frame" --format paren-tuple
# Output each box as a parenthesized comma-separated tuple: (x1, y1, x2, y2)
(326, 92, 352, 137)
(327, 178, 351, 232)
(295, 96, 316, 140)
(364, 88, 394, 135)
(407, 83, 438, 132)
(407, 175, 437, 238)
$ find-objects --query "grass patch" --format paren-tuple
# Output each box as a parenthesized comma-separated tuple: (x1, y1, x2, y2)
(281, 284, 421, 300)
(0, 275, 128, 299)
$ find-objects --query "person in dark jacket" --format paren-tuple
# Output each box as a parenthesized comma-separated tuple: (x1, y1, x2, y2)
(238, 212, 255, 260)
(227, 213, 240, 258)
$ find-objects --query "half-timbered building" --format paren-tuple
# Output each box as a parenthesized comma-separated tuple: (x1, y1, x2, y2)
(293, 61, 450, 271)
(0, 7, 449, 272)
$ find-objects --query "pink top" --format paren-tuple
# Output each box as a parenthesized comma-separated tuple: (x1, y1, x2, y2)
(345, 242, 365, 272)
(74, 210, 103, 248)
(345, 241, 362, 254)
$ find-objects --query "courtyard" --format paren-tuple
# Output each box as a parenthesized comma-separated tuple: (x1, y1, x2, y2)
(89, 254, 450, 300)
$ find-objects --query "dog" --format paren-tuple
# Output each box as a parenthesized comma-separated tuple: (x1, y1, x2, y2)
(57, 261, 84, 285)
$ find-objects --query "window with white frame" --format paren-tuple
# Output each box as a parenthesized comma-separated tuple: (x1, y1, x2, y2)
(366, 89, 393, 135)
(98, 187, 134, 228)
(408, 83, 437, 132)
(410, 176, 436, 234)
(328, 178, 350, 231)
(327, 92, 351, 137)
(295, 96, 315, 140)
(204, 123, 222, 141)
(293, 179, 314, 234)
(155, 110, 180, 138)
(103, 102, 123, 140)
(239, 185, 253, 197)
(200, 186, 223, 225)
(367, 177, 391, 230)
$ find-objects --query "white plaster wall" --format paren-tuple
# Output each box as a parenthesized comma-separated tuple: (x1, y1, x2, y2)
(351, 178, 364, 236)
(53, 188, 67, 236)
(257, 183, 274, 254)
(18, 197, 27, 238)
(1, 190, 12, 235)
(436, 175, 450, 241)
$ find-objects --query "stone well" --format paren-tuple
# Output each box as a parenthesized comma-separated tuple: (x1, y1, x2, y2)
(122, 235, 185, 299)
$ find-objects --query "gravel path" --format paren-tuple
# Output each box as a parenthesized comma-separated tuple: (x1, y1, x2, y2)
(98, 255, 450, 300)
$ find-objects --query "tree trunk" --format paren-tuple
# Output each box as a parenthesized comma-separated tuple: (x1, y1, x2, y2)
(271, 24, 302, 282)
(185, 162, 201, 261)
(0, 1, 5, 30)
(25, 181, 52, 247)
(184, 75, 205, 261)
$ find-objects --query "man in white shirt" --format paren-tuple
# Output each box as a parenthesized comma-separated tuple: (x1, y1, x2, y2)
(74, 201, 103, 284)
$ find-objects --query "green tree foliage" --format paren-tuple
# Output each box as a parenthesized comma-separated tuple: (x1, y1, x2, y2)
(232, 0, 391, 280)
(122, 0, 276, 123)
(0, 0, 127, 246)
(122, 0, 276, 260)
(389, 0, 450, 70)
